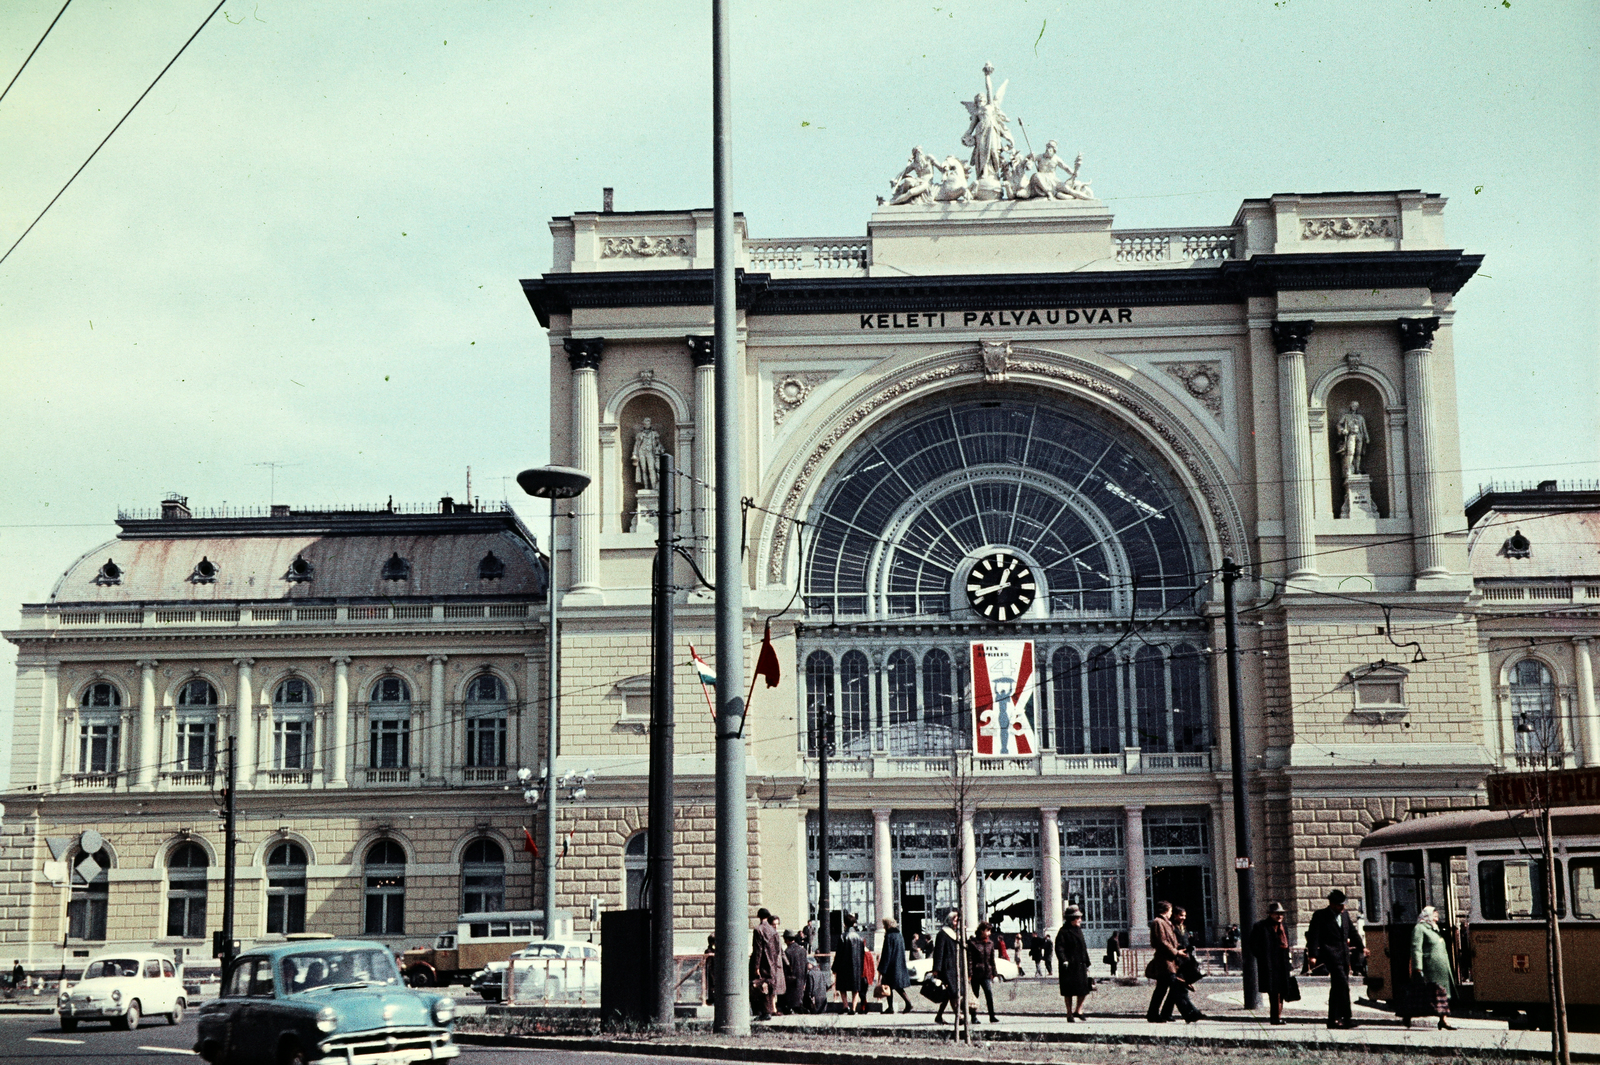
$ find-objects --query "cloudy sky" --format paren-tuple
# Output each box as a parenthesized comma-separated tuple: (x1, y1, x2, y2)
(1, 1, 1596, 787)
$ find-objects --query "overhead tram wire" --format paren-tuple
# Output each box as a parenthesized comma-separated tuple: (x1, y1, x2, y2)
(0, 0, 226, 268)
(0, 0, 73, 106)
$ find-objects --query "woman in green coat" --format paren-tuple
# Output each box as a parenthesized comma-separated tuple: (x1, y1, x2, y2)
(1409, 906, 1457, 1030)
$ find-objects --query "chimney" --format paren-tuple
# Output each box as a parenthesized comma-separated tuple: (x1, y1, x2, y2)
(602, 187, 614, 213)
(1538, 479, 1559, 492)
(440, 496, 454, 514)
(270, 504, 290, 518)
(161, 495, 191, 520)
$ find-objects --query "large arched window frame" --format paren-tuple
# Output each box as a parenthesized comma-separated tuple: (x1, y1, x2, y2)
(464, 675, 508, 770)
(175, 679, 219, 773)
(363, 840, 406, 935)
(68, 848, 110, 941)
(77, 682, 122, 777)
(1510, 658, 1561, 757)
(462, 839, 505, 913)
(272, 678, 315, 772)
(265, 842, 308, 935)
(368, 676, 412, 773)
(166, 842, 208, 939)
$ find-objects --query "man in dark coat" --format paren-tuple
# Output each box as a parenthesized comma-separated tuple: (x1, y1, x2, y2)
(1146, 900, 1204, 1022)
(1305, 889, 1365, 1029)
(1248, 902, 1295, 1024)
(931, 910, 962, 1024)
(751, 908, 785, 1021)
(780, 930, 808, 1014)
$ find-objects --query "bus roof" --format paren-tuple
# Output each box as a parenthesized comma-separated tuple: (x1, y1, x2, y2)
(1358, 805, 1600, 850)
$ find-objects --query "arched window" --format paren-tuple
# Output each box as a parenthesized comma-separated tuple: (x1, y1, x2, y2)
(363, 840, 406, 935)
(624, 831, 649, 909)
(1135, 646, 1168, 753)
(166, 842, 208, 939)
(273, 679, 314, 771)
(265, 842, 308, 935)
(368, 677, 412, 770)
(77, 682, 122, 776)
(1170, 645, 1207, 753)
(1052, 648, 1084, 755)
(885, 650, 918, 755)
(176, 680, 219, 773)
(462, 839, 505, 913)
(922, 648, 956, 754)
(465, 675, 508, 768)
(1511, 659, 1561, 755)
(839, 651, 871, 755)
(68, 848, 110, 940)
(1086, 647, 1120, 754)
(805, 651, 834, 757)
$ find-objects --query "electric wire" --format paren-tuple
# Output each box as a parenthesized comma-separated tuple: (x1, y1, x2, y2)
(0, 0, 72, 107)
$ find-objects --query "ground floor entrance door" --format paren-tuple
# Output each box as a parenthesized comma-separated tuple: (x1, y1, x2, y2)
(1149, 865, 1206, 945)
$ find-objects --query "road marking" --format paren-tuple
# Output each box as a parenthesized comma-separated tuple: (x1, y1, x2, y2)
(138, 1048, 198, 1056)
(27, 1036, 86, 1044)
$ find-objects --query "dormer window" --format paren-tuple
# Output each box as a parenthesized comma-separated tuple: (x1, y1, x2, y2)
(381, 553, 412, 581)
(284, 555, 314, 582)
(1502, 530, 1532, 559)
(188, 557, 218, 584)
(94, 559, 122, 586)
(478, 551, 506, 580)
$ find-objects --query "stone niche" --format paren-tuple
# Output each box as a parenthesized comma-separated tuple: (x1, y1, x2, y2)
(618, 393, 675, 533)
(1327, 377, 1388, 519)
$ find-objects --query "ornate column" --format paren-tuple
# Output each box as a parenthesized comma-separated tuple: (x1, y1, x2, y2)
(429, 655, 448, 783)
(135, 660, 159, 790)
(872, 808, 894, 935)
(329, 657, 350, 787)
(1039, 806, 1062, 937)
(687, 335, 717, 581)
(1577, 638, 1598, 767)
(1272, 321, 1317, 581)
(961, 809, 979, 929)
(563, 337, 605, 596)
(1399, 317, 1445, 581)
(234, 658, 255, 790)
(1125, 804, 1149, 946)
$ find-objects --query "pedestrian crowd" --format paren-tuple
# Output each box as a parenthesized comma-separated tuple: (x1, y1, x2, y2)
(744, 885, 1461, 1030)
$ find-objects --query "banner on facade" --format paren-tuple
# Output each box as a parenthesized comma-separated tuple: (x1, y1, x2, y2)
(970, 640, 1040, 757)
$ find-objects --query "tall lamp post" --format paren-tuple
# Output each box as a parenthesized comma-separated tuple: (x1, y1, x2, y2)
(518, 464, 592, 936)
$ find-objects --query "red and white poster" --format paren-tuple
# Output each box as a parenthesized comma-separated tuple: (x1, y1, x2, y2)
(971, 640, 1040, 757)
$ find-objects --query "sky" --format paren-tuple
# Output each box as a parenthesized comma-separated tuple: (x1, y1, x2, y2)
(1, 0, 1596, 788)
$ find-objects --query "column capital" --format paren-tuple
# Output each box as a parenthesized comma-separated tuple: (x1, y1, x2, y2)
(1270, 320, 1314, 355)
(1123, 803, 1146, 815)
(686, 335, 715, 366)
(330, 656, 352, 667)
(563, 337, 605, 370)
(871, 807, 892, 822)
(428, 654, 449, 665)
(1397, 316, 1441, 352)
(1039, 806, 1060, 824)
(136, 659, 159, 671)
(234, 657, 255, 669)
(1576, 636, 1594, 646)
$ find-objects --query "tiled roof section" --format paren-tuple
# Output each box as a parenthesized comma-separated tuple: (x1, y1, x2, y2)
(1468, 508, 1600, 581)
(45, 512, 544, 604)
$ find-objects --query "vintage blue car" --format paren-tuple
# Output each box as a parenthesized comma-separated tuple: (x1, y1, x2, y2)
(195, 940, 458, 1065)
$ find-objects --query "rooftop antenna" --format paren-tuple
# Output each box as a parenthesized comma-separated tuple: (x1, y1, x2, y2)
(466, 466, 472, 508)
(251, 461, 303, 505)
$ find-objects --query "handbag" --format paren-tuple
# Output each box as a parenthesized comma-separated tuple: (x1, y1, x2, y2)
(918, 974, 949, 1004)
(1178, 955, 1205, 985)
(1282, 974, 1302, 1002)
(874, 982, 890, 999)
(1144, 956, 1164, 980)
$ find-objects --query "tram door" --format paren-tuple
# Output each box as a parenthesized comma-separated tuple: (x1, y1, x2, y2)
(1381, 848, 1465, 997)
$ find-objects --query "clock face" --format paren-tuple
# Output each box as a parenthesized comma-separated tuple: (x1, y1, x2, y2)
(964, 552, 1038, 622)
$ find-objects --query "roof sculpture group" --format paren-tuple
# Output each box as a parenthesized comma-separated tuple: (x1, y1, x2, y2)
(884, 63, 1093, 206)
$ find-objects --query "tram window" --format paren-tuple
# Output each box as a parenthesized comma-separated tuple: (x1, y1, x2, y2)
(1479, 859, 1564, 920)
(1387, 854, 1424, 923)
(1571, 860, 1600, 918)
(1362, 859, 1382, 923)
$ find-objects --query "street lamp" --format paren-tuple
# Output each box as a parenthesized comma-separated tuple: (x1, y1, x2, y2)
(517, 464, 591, 936)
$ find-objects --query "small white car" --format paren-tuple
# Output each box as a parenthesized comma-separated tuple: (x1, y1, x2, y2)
(907, 952, 1020, 984)
(471, 939, 600, 1003)
(58, 951, 186, 1031)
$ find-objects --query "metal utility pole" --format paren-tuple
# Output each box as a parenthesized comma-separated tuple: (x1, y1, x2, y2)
(1221, 558, 1259, 1010)
(816, 706, 831, 955)
(710, 0, 750, 1036)
(648, 454, 677, 1029)
(221, 737, 237, 967)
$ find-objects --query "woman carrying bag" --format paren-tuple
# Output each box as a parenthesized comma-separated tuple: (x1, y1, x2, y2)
(877, 918, 914, 1014)
(1055, 905, 1094, 1021)
(1408, 906, 1458, 1030)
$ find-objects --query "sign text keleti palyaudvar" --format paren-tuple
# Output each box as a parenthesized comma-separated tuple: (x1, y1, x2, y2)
(859, 308, 1135, 330)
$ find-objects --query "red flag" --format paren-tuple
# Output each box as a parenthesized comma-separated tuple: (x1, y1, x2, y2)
(521, 826, 540, 858)
(754, 620, 780, 689)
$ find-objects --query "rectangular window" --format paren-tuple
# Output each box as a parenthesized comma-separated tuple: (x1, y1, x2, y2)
(79, 723, 119, 774)
(466, 716, 507, 768)
(1571, 859, 1600, 919)
(1479, 858, 1565, 920)
(369, 718, 411, 769)
(266, 878, 307, 934)
(364, 875, 405, 935)
(67, 890, 107, 940)
(167, 877, 207, 939)
(463, 875, 504, 913)
(176, 720, 216, 771)
(274, 720, 311, 770)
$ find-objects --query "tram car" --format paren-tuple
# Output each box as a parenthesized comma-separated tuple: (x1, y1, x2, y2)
(1356, 805, 1600, 1029)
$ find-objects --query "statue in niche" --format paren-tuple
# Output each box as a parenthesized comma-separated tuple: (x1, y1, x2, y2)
(889, 147, 939, 205)
(1336, 401, 1370, 478)
(960, 63, 1012, 198)
(631, 418, 665, 491)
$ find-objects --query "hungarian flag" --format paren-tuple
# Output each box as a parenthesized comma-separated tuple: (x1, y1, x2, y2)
(753, 620, 780, 690)
(521, 826, 539, 858)
(689, 645, 716, 685)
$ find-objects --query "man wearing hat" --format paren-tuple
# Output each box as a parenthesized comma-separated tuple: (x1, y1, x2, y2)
(780, 929, 809, 1014)
(751, 907, 785, 1021)
(1247, 902, 1295, 1024)
(1305, 889, 1365, 1029)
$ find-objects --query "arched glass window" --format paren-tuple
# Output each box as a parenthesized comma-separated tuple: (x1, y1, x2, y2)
(1135, 646, 1168, 753)
(1086, 647, 1120, 754)
(68, 849, 110, 940)
(273, 679, 314, 771)
(363, 840, 406, 935)
(265, 842, 308, 935)
(922, 648, 956, 754)
(624, 831, 648, 909)
(885, 650, 918, 755)
(465, 675, 508, 768)
(1511, 659, 1561, 755)
(1052, 647, 1084, 755)
(176, 679, 219, 773)
(1170, 644, 1207, 753)
(368, 677, 412, 770)
(462, 839, 505, 913)
(839, 651, 871, 755)
(805, 651, 835, 757)
(77, 683, 122, 776)
(166, 842, 208, 939)
(81, 682, 121, 707)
